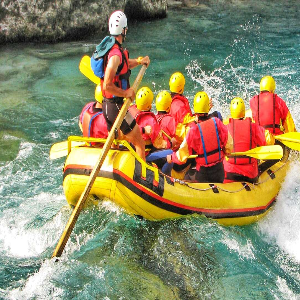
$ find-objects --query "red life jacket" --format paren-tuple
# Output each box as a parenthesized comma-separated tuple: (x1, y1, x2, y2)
(128, 105, 141, 121)
(227, 118, 254, 165)
(129, 105, 157, 124)
(80, 102, 108, 145)
(156, 112, 175, 135)
(128, 105, 158, 143)
(254, 92, 283, 134)
(191, 118, 222, 166)
(101, 43, 131, 99)
(155, 113, 167, 124)
(156, 113, 175, 148)
(169, 94, 192, 124)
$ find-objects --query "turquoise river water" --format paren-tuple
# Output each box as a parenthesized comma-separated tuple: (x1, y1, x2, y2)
(1, 1, 300, 299)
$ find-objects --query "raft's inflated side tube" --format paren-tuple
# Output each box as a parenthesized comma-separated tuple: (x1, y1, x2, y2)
(63, 146, 290, 226)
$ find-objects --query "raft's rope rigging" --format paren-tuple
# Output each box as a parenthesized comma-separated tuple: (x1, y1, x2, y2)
(254, 161, 286, 185)
(175, 160, 287, 193)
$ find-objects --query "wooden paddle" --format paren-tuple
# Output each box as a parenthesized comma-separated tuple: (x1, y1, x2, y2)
(161, 130, 172, 141)
(274, 132, 300, 151)
(79, 55, 100, 84)
(52, 64, 147, 258)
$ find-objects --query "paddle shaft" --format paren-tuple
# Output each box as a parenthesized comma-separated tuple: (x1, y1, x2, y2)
(161, 130, 172, 141)
(52, 65, 147, 258)
(230, 145, 283, 160)
(187, 145, 282, 160)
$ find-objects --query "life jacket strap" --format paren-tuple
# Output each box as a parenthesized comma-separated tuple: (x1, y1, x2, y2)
(212, 118, 221, 160)
(197, 123, 208, 164)
(196, 148, 221, 158)
(263, 124, 281, 129)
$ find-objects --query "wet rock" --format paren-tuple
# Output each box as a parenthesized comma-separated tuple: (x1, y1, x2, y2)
(0, 0, 167, 44)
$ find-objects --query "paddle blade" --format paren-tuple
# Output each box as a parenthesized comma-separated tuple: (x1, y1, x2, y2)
(275, 132, 300, 151)
(79, 55, 100, 84)
(230, 145, 283, 160)
(50, 141, 85, 160)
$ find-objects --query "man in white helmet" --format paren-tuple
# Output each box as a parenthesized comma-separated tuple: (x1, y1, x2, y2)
(100, 10, 150, 161)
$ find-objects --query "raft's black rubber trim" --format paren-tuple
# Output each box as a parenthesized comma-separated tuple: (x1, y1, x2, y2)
(133, 160, 165, 197)
(63, 165, 276, 219)
(209, 184, 219, 193)
(242, 182, 251, 191)
(267, 169, 275, 179)
(165, 175, 174, 186)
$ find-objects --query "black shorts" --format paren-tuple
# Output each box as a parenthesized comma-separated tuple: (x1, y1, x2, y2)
(184, 161, 225, 183)
(225, 172, 258, 183)
(103, 98, 136, 135)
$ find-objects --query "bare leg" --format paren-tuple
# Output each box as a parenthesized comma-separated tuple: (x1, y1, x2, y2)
(124, 124, 145, 161)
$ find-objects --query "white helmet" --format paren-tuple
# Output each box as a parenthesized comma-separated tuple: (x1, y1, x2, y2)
(109, 10, 127, 36)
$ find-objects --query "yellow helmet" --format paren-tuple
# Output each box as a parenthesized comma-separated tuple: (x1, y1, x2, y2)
(155, 91, 172, 112)
(95, 84, 103, 103)
(230, 97, 245, 119)
(260, 76, 276, 93)
(194, 91, 210, 114)
(169, 72, 185, 94)
(136, 87, 154, 111)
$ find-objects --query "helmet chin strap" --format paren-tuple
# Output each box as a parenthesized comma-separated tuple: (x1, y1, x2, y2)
(121, 28, 127, 43)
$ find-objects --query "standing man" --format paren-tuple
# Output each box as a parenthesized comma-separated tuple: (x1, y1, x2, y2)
(249, 75, 296, 135)
(100, 10, 150, 161)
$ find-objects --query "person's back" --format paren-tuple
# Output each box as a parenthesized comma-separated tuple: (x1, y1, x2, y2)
(168, 72, 193, 124)
(132, 87, 173, 175)
(224, 97, 274, 183)
(80, 102, 108, 139)
(250, 75, 296, 135)
(130, 105, 161, 147)
(167, 91, 232, 183)
(171, 117, 229, 183)
(170, 94, 192, 124)
(79, 85, 108, 145)
(155, 90, 179, 150)
(130, 87, 167, 152)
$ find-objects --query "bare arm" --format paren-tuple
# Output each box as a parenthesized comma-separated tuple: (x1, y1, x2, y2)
(128, 56, 150, 69)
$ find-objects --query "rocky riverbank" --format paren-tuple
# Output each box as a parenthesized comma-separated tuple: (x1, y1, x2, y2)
(0, 0, 168, 44)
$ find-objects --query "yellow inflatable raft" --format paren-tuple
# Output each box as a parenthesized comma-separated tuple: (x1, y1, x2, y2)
(62, 138, 290, 226)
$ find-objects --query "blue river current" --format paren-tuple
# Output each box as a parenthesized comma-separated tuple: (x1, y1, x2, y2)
(1, 1, 300, 299)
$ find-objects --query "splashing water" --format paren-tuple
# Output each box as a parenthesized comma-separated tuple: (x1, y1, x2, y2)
(1, 1, 300, 299)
